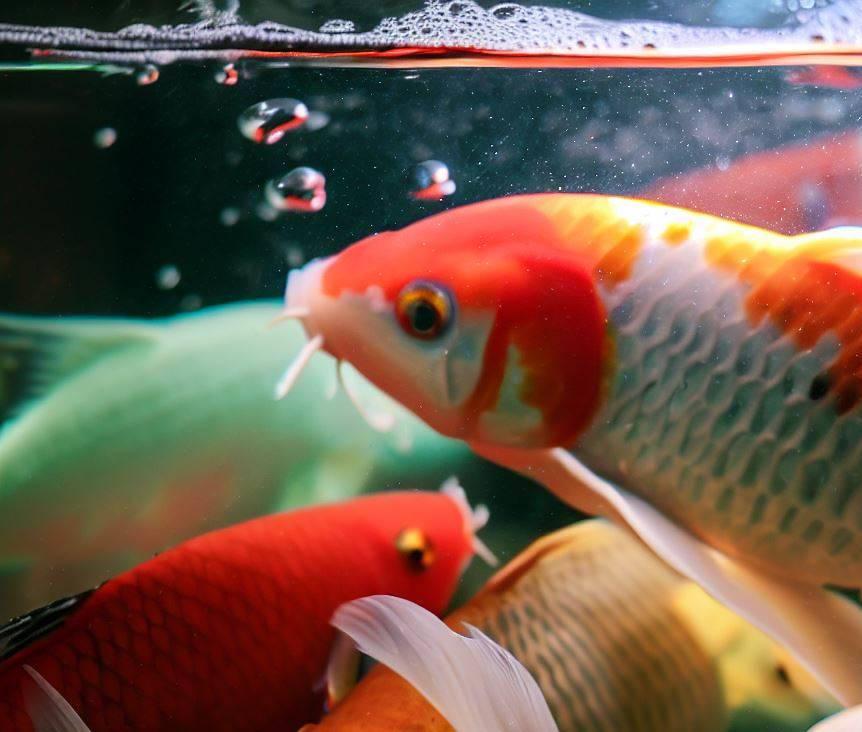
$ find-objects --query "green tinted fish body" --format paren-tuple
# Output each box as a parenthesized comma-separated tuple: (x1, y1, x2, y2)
(0, 301, 464, 617)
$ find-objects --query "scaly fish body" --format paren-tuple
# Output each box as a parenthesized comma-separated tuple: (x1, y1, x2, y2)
(312, 521, 835, 732)
(281, 193, 862, 703)
(0, 301, 466, 617)
(0, 491, 479, 732)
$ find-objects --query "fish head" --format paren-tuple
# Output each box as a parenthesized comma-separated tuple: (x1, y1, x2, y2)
(285, 195, 608, 448)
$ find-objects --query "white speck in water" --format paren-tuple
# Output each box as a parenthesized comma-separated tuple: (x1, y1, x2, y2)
(220, 207, 241, 227)
(136, 64, 159, 86)
(156, 264, 181, 290)
(93, 127, 117, 149)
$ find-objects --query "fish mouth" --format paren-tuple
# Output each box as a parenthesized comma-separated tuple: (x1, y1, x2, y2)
(284, 256, 333, 343)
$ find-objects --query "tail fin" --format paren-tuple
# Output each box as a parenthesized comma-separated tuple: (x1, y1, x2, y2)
(332, 595, 558, 732)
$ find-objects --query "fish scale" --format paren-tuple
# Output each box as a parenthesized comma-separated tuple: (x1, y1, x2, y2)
(576, 220, 862, 582)
(0, 492, 471, 731)
(450, 522, 726, 732)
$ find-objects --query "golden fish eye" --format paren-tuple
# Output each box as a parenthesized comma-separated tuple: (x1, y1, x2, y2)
(395, 281, 452, 340)
(395, 527, 436, 571)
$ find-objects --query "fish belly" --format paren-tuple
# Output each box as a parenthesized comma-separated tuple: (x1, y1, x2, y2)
(576, 239, 862, 586)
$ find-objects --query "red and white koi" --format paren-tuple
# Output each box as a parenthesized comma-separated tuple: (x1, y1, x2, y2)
(276, 193, 862, 716)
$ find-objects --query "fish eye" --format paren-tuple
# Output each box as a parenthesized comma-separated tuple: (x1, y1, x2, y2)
(395, 281, 453, 340)
(395, 527, 436, 571)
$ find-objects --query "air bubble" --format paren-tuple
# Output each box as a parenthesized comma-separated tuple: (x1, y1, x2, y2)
(265, 167, 327, 213)
(136, 64, 159, 86)
(220, 207, 240, 226)
(319, 19, 356, 33)
(93, 127, 117, 149)
(215, 63, 238, 86)
(285, 245, 305, 267)
(238, 98, 310, 144)
(409, 160, 456, 200)
(303, 111, 330, 132)
(156, 265, 181, 290)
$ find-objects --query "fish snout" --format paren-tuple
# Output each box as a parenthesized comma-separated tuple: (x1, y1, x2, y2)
(284, 256, 335, 345)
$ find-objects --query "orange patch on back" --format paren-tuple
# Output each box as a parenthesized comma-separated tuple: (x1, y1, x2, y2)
(705, 229, 862, 413)
(663, 222, 691, 246)
(533, 195, 646, 287)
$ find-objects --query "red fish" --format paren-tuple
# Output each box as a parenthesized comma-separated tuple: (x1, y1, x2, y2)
(786, 66, 862, 90)
(642, 130, 862, 235)
(0, 487, 487, 731)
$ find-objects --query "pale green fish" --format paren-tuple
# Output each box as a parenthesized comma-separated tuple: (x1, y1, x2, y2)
(0, 300, 467, 618)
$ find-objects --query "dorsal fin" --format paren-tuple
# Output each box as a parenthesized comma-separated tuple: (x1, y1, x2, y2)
(0, 314, 155, 424)
(0, 587, 96, 661)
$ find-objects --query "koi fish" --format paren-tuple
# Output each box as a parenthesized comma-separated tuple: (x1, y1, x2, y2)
(278, 193, 862, 711)
(786, 67, 862, 90)
(18, 593, 554, 732)
(0, 486, 490, 731)
(309, 520, 836, 732)
(0, 301, 468, 619)
(642, 130, 862, 235)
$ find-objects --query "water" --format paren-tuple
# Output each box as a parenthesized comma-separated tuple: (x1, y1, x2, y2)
(1, 0, 861, 730)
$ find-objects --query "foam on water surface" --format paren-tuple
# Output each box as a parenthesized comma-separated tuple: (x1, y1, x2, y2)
(2, 0, 862, 67)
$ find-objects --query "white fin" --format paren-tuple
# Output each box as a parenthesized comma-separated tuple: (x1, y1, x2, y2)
(439, 476, 498, 567)
(324, 629, 361, 709)
(472, 444, 862, 706)
(809, 705, 862, 732)
(331, 595, 558, 732)
(23, 665, 91, 732)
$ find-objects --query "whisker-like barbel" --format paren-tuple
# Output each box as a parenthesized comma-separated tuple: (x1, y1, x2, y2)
(267, 306, 311, 329)
(337, 360, 395, 433)
(274, 334, 324, 400)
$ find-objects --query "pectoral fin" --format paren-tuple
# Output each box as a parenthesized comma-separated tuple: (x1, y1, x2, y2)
(324, 630, 361, 710)
(23, 665, 91, 732)
(331, 595, 558, 732)
(809, 705, 862, 731)
(473, 443, 862, 706)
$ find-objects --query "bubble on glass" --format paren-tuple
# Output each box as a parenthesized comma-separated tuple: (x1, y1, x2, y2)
(715, 155, 731, 171)
(302, 111, 330, 132)
(256, 201, 279, 222)
(180, 294, 204, 311)
(238, 98, 310, 144)
(409, 160, 456, 200)
(215, 63, 239, 86)
(220, 207, 241, 226)
(319, 19, 356, 33)
(136, 64, 159, 86)
(265, 167, 327, 213)
(93, 127, 117, 149)
(285, 245, 305, 267)
(156, 264, 181, 290)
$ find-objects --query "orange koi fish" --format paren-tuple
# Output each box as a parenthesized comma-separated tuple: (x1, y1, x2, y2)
(306, 520, 836, 732)
(642, 130, 862, 235)
(278, 193, 862, 714)
(0, 487, 489, 731)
